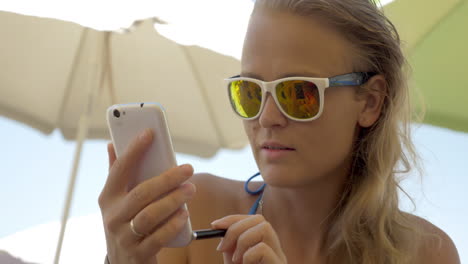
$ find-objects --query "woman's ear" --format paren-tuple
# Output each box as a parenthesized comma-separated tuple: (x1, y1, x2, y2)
(357, 75, 386, 128)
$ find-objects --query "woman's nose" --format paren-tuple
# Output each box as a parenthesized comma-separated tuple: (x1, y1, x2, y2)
(258, 94, 288, 128)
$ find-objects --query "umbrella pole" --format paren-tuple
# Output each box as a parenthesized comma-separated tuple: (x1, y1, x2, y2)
(53, 31, 108, 264)
(53, 115, 89, 264)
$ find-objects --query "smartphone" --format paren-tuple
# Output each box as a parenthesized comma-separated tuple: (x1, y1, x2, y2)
(106, 102, 193, 247)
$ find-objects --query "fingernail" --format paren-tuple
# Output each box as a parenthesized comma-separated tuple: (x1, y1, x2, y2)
(232, 253, 239, 263)
(216, 239, 224, 251)
(179, 164, 193, 174)
(210, 219, 221, 227)
(139, 129, 152, 142)
(181, 183, 196, 197)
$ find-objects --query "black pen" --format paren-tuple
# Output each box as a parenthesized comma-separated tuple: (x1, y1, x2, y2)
(192, 229, 227, 240)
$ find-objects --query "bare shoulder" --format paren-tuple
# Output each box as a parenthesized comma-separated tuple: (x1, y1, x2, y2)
(405, 213, 460, 264)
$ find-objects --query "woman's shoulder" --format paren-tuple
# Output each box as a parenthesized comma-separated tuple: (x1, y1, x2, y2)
(187, 172, 263, 229)
(403, 212, 460, 264)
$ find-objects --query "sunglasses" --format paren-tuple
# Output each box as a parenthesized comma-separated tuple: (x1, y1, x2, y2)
(225, 72, 376, 122)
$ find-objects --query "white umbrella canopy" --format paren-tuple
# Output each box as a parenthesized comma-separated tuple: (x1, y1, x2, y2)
(0, 0, 253, 57)
(0, 11, 246, 157)
(0, 9, 247, 264)
(0, 0, 204, 31)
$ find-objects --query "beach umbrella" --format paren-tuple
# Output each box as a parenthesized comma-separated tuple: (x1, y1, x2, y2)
(384, 0, 468, 132)
(0, 10, 245, 263)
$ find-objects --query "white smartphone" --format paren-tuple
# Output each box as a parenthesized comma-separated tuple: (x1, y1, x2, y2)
(106, 102, 193, 247)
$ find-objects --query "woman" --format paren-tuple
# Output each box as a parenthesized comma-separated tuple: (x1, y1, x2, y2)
(98, 0, 460, 263)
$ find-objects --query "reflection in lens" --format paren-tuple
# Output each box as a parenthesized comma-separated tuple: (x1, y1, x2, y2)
(276, 80, 320, 119)
(228, 80, 262, 118)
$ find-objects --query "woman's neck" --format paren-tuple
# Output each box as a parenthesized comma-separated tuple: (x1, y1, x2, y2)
(261, 170, 348, 260)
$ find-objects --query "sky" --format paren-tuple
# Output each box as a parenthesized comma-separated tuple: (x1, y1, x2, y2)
(1, 0, 467, 263)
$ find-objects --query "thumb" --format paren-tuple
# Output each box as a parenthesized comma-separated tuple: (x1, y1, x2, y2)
(107, 142, 117, 170)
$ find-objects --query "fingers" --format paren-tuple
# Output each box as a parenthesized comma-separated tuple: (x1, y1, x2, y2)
(242, 242, 277, 264)
(131, 182, 196, 235)
(212, 215, 286, 264)
(211, 214, 256, 229)
(101, 129, 154, 200)
(111, 207, 190, 263)
(232, 221, 281, 263)
(137, 207, 190, 259)
(121, 164, 194, 220)
(212, 215, 264, 252)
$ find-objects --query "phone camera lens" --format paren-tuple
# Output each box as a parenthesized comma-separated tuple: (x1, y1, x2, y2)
(113, 109, 120, 118)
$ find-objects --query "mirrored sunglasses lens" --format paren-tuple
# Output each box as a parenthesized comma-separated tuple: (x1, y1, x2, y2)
(228, 80, 262, 118)
(275, 80, 320, 119)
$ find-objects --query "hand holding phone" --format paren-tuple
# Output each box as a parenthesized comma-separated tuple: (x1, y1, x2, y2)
(100, 103, 226, 263)
(106, 103, 193, 248)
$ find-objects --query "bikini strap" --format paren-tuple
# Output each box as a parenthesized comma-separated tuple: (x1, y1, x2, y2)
(248, 192, 264, 215)
(244, 172, 266, 195)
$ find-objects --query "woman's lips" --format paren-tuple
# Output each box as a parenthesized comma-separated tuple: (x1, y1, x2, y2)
(260, 141, 295, 150)
(260, 141, 296, 160)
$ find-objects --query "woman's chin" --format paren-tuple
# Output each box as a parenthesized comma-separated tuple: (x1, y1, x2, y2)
(260, 165, 332, 188)
(260, 167, 304, 187)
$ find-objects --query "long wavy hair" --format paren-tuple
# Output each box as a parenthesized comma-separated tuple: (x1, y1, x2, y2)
(252, 0, 425, 263)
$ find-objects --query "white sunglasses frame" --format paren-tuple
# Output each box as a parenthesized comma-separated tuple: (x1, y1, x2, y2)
(225, 72, 375, 122)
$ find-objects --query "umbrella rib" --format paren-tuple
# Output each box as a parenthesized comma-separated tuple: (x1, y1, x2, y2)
(56, 28, 90, 124)
(409, 0, 466, 54)
(179, 46, 226, 147)
(101, 32, 117, 105)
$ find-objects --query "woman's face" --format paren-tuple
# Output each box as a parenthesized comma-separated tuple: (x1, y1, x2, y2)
(241, 9, 366, 188)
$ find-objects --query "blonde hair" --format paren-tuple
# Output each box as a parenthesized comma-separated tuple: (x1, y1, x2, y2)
(252, 0, 424, 263)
